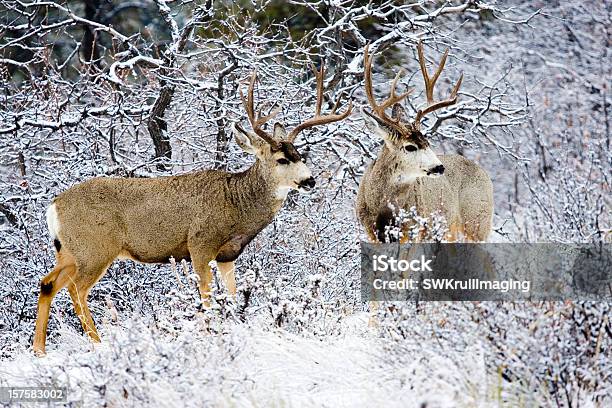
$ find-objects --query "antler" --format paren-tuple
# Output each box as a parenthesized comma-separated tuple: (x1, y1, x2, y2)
(287, 62, 353, 142)
(413, 41, 463, 127)
(240, 70, 281, 148)
(363, 43, 413, 129)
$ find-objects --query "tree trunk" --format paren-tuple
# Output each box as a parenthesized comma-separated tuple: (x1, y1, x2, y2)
(147, 85, 175, 171)
(82, 0, 101, 65)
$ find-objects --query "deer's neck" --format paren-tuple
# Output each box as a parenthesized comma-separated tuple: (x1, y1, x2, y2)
(370, 146, 421, 207)
(228, 160, 285, 215)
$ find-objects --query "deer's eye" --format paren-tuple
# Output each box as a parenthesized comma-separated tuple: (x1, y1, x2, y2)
(277, 158, 290, 165)
(404, 145, 418, 152)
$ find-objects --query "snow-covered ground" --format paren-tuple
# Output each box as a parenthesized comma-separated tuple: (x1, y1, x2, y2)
(1, 297, 609, 407)
(4, 313, 482, 407)
(0, 312, 505, 407)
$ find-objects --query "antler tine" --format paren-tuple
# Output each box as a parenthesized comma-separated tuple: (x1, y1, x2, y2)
(379, 69, 411, 111)
(287, 61, 353, 142)
(416, 73, 463, 119)
(363, 43, 412, 126)
(239, 70, 280, 147)
(256, 102, 281, 126)
(239, 71, 256, 126)
(331, 94, 343, 114)
(414, 41, 463, 127)
(363, 44, 378, 116)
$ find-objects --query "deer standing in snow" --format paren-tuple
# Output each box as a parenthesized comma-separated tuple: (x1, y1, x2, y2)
(33, 65, 352, 355)
(356, 42, 493, 243)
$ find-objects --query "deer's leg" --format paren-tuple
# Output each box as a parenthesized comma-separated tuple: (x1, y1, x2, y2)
(462, 220, 478, 242)
(368, 301, 381, 328)
(33, 253, 77, 356)
(67, 279, 101, 343)
(189, 225, 231, 306)
(448, 222, 464, 242)
(215, 235, 252, 298)
(189, 246, 214, 307)
(63, 246, 118, 341)
(217, 261, 236, 296)
(193, 258, 213, 307)
(463, 218, 492, 242)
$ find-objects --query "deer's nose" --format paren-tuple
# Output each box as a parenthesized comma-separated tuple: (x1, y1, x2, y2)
(299, 177, 316, 189)
(428, 165, 445, 175)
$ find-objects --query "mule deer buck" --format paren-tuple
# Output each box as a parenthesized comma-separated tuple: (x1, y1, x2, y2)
(356, 42, 493, 243)
(33, 64, 352, 355)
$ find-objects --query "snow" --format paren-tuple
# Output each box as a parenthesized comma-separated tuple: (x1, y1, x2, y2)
(0, 312, 488, 407)
(2, 296, 609, 406)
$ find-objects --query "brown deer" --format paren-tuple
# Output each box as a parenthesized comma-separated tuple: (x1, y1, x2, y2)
(356, 42, 493, 244)
(33, 65, 352, 355)
(357, 42, 494, 324)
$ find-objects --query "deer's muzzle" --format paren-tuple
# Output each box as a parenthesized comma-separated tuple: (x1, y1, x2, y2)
(297, 177, 316, 192)
(427, 165, 445, 176)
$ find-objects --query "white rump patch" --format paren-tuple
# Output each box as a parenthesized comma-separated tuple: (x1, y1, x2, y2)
(46, 204, 60, 240)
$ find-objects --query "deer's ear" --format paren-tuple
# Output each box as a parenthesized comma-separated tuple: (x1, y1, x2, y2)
(232, 123, 265, 155)
(273, 122, 288, 141)
(361, 108, 394, 144)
